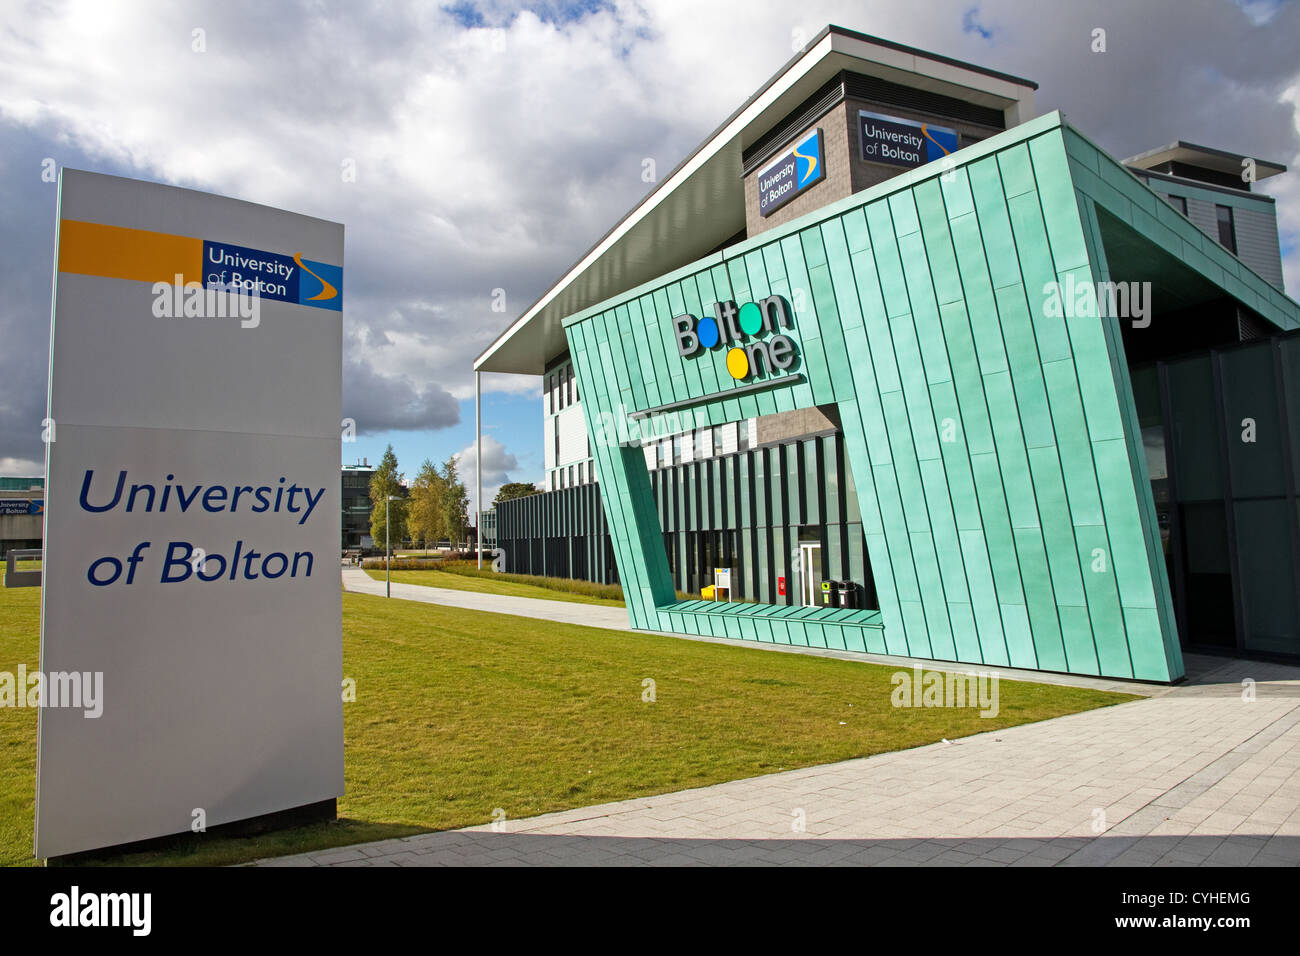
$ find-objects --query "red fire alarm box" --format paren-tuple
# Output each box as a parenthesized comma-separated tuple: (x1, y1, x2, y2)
(777, 576, 786, 595)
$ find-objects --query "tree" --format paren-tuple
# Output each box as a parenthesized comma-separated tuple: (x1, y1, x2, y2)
(407, 458, 445, 549)
(494, 482, 541, 505)
(441, 455, 470, 548)
(368, 444, 406, 549)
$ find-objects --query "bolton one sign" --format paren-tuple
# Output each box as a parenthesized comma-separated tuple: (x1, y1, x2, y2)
(673, 296, 798, 381)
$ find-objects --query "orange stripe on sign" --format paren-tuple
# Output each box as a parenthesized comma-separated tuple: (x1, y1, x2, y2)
(58, 220, 202, 285)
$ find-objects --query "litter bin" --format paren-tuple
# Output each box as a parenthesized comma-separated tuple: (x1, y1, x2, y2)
(837, 581, 858, 609)
(820, 580, 834, 606)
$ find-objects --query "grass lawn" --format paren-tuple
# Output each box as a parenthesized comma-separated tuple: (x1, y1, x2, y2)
(364, 566, 626, 607)
(0, 569, 1139, 866)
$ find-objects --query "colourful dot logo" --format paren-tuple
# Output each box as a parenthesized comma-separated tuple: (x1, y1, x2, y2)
(698, 315, 720, 348)
(673, 296, 798, 380)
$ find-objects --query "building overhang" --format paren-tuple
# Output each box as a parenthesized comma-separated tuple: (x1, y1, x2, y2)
(1123, 140, 1287, 181)
(473, 25, 1036, 377)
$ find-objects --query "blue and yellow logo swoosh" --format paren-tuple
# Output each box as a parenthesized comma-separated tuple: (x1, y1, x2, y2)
(793, 132, 821, 187)
(57, 220, 343, 312)
(920, 123, 953, 157)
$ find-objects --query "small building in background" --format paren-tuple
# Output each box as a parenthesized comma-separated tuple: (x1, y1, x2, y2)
(341, 460, 375, 550)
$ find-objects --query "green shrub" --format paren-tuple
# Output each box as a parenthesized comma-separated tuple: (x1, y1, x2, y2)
(437, 560, 627, 602)
(360, 557, 444, 571)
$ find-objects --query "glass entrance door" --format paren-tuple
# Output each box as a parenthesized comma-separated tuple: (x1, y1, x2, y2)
(799, 542, 822, 607)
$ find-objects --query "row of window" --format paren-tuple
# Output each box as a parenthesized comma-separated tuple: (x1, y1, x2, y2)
(547, 362, 578, 415)
(546, 421, 757, 489)
(1162, 193, 1237, 255)
(549, 460, 591, 491)
(652, 424, 751, 470)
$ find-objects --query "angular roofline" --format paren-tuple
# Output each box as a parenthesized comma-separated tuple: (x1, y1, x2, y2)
(557, 110, 1065, 331)
(474, 25, 1036, 373)
(824, 25, 1037, 90)
(556, 111, 1298, 335)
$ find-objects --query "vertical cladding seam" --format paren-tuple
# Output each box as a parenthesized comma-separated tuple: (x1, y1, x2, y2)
(1073, 194, 1141, 678)
(1003, 139, 1094, 673)
(883, 181, 998, 658)
(917, 173, 1013, 667)
(955, 156, 1043, 667)
(991, 144, 1072, 670)
(821, 214, 910, 655)
(1041, 141, 1158, 676)
(847, 198, 950, 660)
(972, 152, 1050, 671)
(906, 178, 998, 666)
(843, 206, 926, 656)
(888, 187, 984, 662)
(578, 318, 644, 618)
(837, 208, 912, 637)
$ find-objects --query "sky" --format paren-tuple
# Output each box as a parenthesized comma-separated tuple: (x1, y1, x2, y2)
(1, 0, 1297, 515)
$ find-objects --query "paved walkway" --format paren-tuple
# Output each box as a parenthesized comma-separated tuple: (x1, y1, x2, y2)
(268, 582, 1300, 865)
(343, 566, 630, 630)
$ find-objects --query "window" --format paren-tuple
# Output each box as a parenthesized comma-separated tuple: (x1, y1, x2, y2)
(712, 425, 723, 457)
(577, 462, 584, 485)
(547, 374, 556, 414)
(658, 441, 670, 468)
(572, 370, 579, 403)
(1165, 194, 1187, 216)
(737, 421, 751, 454)
(1216, 205, 1237, 254)
(554, 422, 560, 466)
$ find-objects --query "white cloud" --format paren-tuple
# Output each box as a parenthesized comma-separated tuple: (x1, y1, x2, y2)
(0, 457, 44, 478)
(454, 433, 522, 513)
(1275, 79, 1300, 294)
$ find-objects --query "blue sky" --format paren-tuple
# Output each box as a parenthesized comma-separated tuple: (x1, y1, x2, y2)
(1, 0, 1298, 513)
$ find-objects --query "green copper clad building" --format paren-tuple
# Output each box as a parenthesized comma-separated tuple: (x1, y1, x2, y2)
(475, 28, 1299, 682)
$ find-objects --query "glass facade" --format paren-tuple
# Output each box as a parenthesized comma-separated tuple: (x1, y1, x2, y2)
(341, 466, 375, 549)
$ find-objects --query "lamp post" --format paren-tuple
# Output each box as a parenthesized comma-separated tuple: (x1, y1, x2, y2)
(386, 494, 401, 598)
